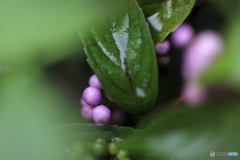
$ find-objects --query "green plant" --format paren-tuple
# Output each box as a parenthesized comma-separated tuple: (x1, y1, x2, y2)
(1, 0, 240, 160)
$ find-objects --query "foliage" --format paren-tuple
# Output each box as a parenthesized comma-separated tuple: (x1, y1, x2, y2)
(137, 0, 196, 42)
(80, 0, 158, 116)
(0, 0, 239, 160)
(201, 9, 240, 90)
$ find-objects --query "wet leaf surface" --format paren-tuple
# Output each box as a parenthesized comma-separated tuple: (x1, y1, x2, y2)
(138, 0, 196, 42)
(80, 0, 158, 115)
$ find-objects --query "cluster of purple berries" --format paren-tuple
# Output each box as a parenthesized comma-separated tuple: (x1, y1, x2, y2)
(155, 23, 223, 105)
(80, 75, 111, 125)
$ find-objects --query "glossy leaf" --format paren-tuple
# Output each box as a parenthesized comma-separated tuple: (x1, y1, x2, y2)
(80, 0, 158, 115)
(125, 98, 240, 160)
(137, 0, 196, 42)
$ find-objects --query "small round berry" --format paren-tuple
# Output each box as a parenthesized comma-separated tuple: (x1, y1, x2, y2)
(82, 86, 102, 106)
(95, 138, 107, 146)
(89, 74, 102, 89)
(182, 31, 222, 81)
(155, 40, 170, 55)
(94, 122, 105, 126)
(80, 98, 88, 106)
(110, 110, 127, 126)
(92, 105, 111, 124)
(92, 142, 108, 156)
(171, 23, 194, 48)
(182, 82, 205, 105)
(81, 103, 93, 120)
(116, 148, 130, 159)
(158, 56, 170, 65)
(108, 141, 121, 155)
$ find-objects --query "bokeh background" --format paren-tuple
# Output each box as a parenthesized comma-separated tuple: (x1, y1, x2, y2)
(0, 0, 239, 159)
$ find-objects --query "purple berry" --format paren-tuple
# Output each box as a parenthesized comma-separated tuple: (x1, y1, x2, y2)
(182, 31, 222, 81)
(182, 82, 205, 105)
(155, 40, 170, 55)
(110, 110, 126, 125)
(171, 23, 194, 48)
(93, 123, 105, 126)
(89, 74, 102, 89)
(92, 105, 111, 124)
(80, 98, 88, 106)
(82, 86, 102, 106)
(81, 103, 93, 120)
(158, 56, 170, 65)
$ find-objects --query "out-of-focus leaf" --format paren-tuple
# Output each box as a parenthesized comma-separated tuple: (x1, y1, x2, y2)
(215, 0, 240, 16)
(80, 0, 158, 116)
(201, 10, 240, 90)
(137, 0, 196, 42)
(125, 99, 240, 160)
(0, 0, 124, 65)
(45, 123, 140, 149)
(0, 68, 82, 160)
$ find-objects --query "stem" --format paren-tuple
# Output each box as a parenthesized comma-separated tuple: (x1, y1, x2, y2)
(164, 96, 186, 112)
(147, 95, 185, 119)
(161, 95, 185, 114)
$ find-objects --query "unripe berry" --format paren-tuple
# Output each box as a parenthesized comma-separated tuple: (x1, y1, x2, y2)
(94, 138, 107, 146)
(117, 149, 130, 160)
(92, 105, 111, 124)
(82, 86, 102, 106)
(92, 142, 108, 156)
(89, 74, 102, 89)
(171, 23, 194, 48)
(108, 141, 121, 155)
(155, 40, 170, 55)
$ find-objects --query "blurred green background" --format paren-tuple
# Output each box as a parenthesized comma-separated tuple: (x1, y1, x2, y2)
(0, 0, 239, 159)
(0, 0, 125, 159)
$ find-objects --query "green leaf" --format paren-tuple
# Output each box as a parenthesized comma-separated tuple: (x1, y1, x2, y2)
(137, 0, 196, 42)
(0, 0, 124, 65)
(0, 68, 80, 160)
(125, 99, 240, 160)
(80, 0, 158, 116)
(46, 123, 140, 148)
